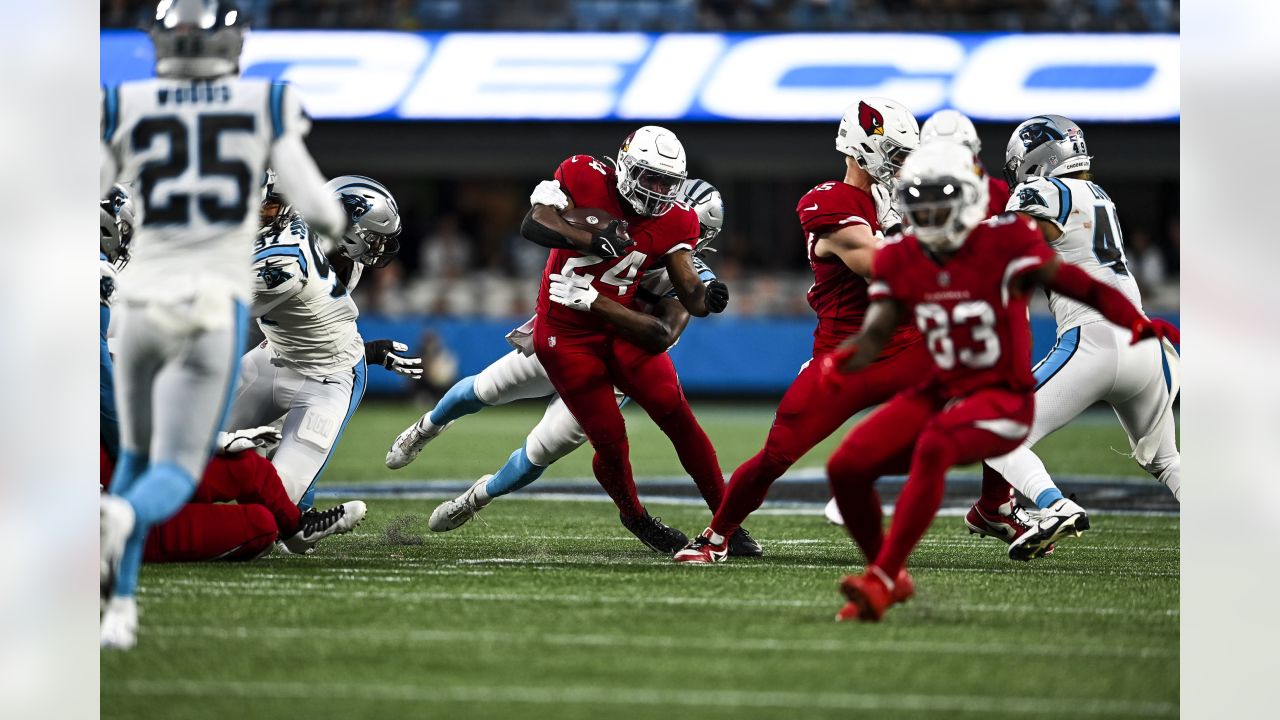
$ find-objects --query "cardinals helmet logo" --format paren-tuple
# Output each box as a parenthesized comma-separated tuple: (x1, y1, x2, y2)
(858, 101, 885, 136)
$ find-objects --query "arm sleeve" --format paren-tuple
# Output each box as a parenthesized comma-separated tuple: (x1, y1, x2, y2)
(268, 85, 345, 239)
(1046, 261, 1144, 329)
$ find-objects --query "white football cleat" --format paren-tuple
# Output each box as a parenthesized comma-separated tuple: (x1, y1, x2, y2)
(100, 495, 135, 604)
(824, 498, 844, 526)
(385, 416, 453, 469)
(280, 501, 367, 555)
(100, 596, 138, 650)
(1008, 497, 1090, 562)
(429, 476, 491, 532)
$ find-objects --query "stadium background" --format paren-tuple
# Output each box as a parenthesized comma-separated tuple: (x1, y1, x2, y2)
(101, 0, 1179, 398)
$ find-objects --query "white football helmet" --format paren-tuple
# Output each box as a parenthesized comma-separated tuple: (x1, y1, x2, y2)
(1003, 114, 1091, 186)
(260, 168, 293, 234)
(896, 140, 988, 253)
(920, 109, 981, 155)
(323, 175, 402, 268)
(836, 97, 920, 187)
(679, 178, 724, 253)
(100, 184, 136, 268)
(149, 0, 246, 80)
(615, 126, 688, 217)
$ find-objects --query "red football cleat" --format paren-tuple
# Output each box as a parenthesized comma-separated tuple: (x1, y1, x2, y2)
(836, 567, 914, 622)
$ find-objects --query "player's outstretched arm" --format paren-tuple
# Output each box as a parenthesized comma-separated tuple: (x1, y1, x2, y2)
(814, 224, 877, 278)
(830, 299, 902, 375)
(664, 249, 728, 317)
(1032, 259, 1179, 345)
(271, 134, 345, 240)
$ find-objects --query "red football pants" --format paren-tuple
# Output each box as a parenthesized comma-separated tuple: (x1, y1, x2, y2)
(826, 385, 1034, 577)
(709, 341, 934, 537)
(534, 327, 724, 518)
(100, 446, 301, 563)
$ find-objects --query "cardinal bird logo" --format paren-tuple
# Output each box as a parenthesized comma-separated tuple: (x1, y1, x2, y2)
(858, 101, 885, 136)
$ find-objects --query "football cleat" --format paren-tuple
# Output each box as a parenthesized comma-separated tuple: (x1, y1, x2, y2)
(728, 527, 763, 557)
(280, 501, 367, 555)
(428, 475, 491, 532)
(621, 509, 688, 554)
(100, 596, 138, 650)
(836, 568, 914, 622)
(1008, 497, 1090, 562)
(385, 416, 453, 469)
(964, 500, 1038, 543)
(100, 495, 134, 607)
(824, 498, 844, 526)
(673, 528, 730, 564)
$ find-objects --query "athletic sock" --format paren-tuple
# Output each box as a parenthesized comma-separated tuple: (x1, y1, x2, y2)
(484, 445, 546, 500)
(591, 439, 644, 518)
(710, 449, 790, 537)
(875, 434, 953, 578)
(115, 462, 197, 597)
(978, 462, 1015, 512)
(652, 404, 725, 511)
(109, 450, 148, 498)
(427, 375, 487, 426)
(985, 446, 1060, 510)
(1035, 488, 1065, 508)
(827, 445, 886, 563)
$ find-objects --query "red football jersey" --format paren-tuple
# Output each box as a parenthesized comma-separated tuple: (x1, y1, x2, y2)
(797, 180, 917, 357)
(869, 213, 1055, 398)
(986, 174, 1011, 218)
(536, 155, 700, 334)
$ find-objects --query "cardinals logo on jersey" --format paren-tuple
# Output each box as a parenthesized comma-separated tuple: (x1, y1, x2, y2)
(858, 101, 885, 136)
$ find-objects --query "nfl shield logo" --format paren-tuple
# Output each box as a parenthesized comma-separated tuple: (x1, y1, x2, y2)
(938, 271, 951, 287)
(549, 336, 557, 348)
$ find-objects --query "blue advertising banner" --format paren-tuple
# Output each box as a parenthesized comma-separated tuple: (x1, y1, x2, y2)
(102, 31, 1179, 123)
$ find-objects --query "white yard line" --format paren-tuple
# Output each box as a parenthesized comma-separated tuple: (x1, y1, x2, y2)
(108, 678, 1177, 717)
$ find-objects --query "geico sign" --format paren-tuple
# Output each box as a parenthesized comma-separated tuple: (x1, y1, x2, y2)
(103, 31, 1179, 122)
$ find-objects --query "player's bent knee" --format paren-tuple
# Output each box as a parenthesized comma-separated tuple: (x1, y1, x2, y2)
(223, 506, 278, 561)
(826, 446, 875, 484)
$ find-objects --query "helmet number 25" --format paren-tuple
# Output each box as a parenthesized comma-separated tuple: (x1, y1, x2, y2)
(916, 300, 1001, 370)
(561, 251, 648, 296)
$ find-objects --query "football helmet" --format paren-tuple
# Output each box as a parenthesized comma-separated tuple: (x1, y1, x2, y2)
(679, 178, 724, 253)
(920, 109, 981, 155)
(836, 97, 920, 187)
(323, 175, 402, 268)
(100, 184, 136, 269)
(1003, 114, 1091, 186)
(150, 0, 247, 80)
(260, 168, 293, 234)
(615, 126, 688, 217)
(896, 140, 988, 253)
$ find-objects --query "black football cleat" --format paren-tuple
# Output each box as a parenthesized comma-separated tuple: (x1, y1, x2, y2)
(620, 509, 689, 554)
(728, 527, 763, 557)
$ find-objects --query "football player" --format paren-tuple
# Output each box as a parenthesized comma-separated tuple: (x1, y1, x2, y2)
(432, 128, 728, 553)
(394, 181, 755, 554)
(978, 115, 1181, 560)
(226, 173, 419, 517)
(99, 0, 347, 649)
(822, 140, 1178, 621)
(920, 109, 1011, 217)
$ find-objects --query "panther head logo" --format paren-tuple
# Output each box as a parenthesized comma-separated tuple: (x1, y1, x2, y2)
(858, 101, 885, 136)
(1017, 186, 1048, 209)
(341, 193, 371, 222)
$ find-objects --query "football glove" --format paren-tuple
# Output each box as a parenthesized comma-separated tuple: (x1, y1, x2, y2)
(530, 180, 569, 210)
(365, 339, 424, 379)
(1130, 317, 1180, 346)
(548, 273, 598, 311)
(217, 426, 283, 455)
(705, 280, 729, 314)
(871, 181, 904, 234)
(589, 220, 634, 259)
(818, 346, 858, 390)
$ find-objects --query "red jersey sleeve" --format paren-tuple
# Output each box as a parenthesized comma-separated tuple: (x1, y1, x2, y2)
(867, 236, 906, 303)
(999, 214, 1057, 292)
(797, 183, 876, 237)
(553, 155, 610, 205)
(654, 207, 700, 256)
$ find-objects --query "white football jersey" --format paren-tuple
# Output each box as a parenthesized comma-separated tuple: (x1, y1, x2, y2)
(252, 216, 365, 377)
(102, 77, 309, 303)
(1006, 176, 1143, 332)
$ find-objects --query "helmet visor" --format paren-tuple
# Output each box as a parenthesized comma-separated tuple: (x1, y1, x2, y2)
(899, 180, 963, 230)
(357, 228, 402, 268)
(629, 165, 685, 215)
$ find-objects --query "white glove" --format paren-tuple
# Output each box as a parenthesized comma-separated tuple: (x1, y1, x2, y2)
(871, 181, 903, 233)
(530, 179, 569, 210)
(548, 273, 598, 312)
(217, 426, 283, 455)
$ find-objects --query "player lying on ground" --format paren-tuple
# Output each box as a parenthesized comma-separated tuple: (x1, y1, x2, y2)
(387, 180, 759, 555)
(819, 140, 1178, 622)
(225, 172, 420, 514)
(674, 97, 1031, 565)
(100, 194, 364, 561)
(975, 114, 1181, 561)
(99, 0, 347, 650)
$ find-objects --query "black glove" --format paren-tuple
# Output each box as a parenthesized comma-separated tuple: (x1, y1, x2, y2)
(365, 339, 424, 379)
(705, 280, 729, 314)
(589, 220, 634, 259)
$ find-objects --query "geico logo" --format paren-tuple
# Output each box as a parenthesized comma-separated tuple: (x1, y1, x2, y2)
(104, 31, 1180, 122)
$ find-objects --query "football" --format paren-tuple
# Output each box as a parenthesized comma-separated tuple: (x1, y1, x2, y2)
(561, 207, 621, 234)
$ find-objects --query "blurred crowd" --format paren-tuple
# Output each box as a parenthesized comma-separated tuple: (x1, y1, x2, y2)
(103, 0, 1178, 32)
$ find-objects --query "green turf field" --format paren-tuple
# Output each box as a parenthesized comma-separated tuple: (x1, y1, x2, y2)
(102, 400, 1178, 718)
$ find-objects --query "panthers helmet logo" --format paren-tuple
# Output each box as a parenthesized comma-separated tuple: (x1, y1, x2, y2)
(1017, 186, 1048, 209)
(858, 101, 885, 136)
(341, 193, 371, 222)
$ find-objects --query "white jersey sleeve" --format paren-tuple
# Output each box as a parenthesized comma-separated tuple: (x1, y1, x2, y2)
(268, 84, 345, 240)
(1006, 176, 1068, 231)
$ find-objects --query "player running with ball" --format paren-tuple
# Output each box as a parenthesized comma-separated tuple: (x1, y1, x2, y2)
(821, 140, 1178, 622)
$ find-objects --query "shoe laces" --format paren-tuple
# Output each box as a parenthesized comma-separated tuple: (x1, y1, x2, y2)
(300, 505, 345, 534)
